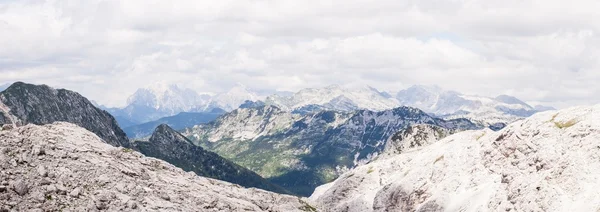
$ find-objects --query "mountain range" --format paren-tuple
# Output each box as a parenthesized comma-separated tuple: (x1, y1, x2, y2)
(103, 83, 553, 136)
(268, 84, 554, 126)
(265, 85, 399, 112)
(1, 81, 598, 211)
(183, 105, 479, 196)
(105, 83, 262, 127)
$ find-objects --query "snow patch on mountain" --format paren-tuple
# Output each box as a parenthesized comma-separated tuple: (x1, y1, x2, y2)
(266, 84, 399, 112)
(310, 104, 600, 212)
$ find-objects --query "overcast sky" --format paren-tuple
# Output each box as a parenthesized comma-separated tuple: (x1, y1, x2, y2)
(0, 0, 599, 108)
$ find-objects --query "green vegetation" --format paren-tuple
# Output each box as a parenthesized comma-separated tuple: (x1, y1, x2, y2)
(367, 167, 375, 174)
(554, 119, 578, 129)
(476, 132, 486, 141)
(195, 134, 354, 196)
(298, 199, 318, 212)
(434, 155, 444, 164)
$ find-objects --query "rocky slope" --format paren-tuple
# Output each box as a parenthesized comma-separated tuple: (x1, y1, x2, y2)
(184, 105, 478, 196)
(0, 82, 130, 148)
(310, 105, 600, 212)
(134, 124, 288, 194)
(0, 122, 316, 211)
(123, 109, 224, 139)
(380, 124, 451, 158)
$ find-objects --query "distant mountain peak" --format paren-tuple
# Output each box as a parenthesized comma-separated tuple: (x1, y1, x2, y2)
(396, 85, 540, 125)
(150, 124, 191, 144)
(266, 84, 400, 112)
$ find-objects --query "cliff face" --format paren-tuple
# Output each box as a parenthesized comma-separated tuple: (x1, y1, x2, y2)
(0, 122, 315, 211)
(0, 82, 130, 147)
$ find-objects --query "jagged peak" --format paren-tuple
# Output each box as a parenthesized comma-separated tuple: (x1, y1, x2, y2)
(3, 81, 54, 93)
(150, 124, 189, 143)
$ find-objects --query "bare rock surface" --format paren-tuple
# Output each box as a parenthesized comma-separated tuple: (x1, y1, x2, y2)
(311, 105, 600, 212)
(0, 122, 316, 211)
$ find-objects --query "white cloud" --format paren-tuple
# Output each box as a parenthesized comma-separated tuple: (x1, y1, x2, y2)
(0, 0, 599, 108)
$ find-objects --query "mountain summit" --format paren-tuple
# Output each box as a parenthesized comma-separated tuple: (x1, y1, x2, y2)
(126, 83, 211, 113)
(0, 82, 130, 147)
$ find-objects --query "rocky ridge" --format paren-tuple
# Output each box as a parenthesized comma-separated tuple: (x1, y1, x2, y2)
(0, 122, 316, 211)
(0, 82, 130, 148)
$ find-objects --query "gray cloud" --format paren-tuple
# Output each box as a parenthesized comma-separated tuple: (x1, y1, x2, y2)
(0, 0, 599, 108)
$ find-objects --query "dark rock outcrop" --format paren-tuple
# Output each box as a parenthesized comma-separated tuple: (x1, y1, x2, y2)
(0, 82, 130, 147)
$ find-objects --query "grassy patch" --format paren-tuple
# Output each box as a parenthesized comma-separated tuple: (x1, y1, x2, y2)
(298, 199, 318, 212)
(121, 148, 133, 153)
(476, 132, 486, 141)
(434, 155, 444, 164)
(367, 167, 374, 174)
(554, 119, 578, 129)
(550, 113, 559, 122)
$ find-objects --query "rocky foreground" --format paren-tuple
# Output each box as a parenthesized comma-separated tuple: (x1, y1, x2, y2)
(0, 122, 316, 211)
(310, 105, 600, 212)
